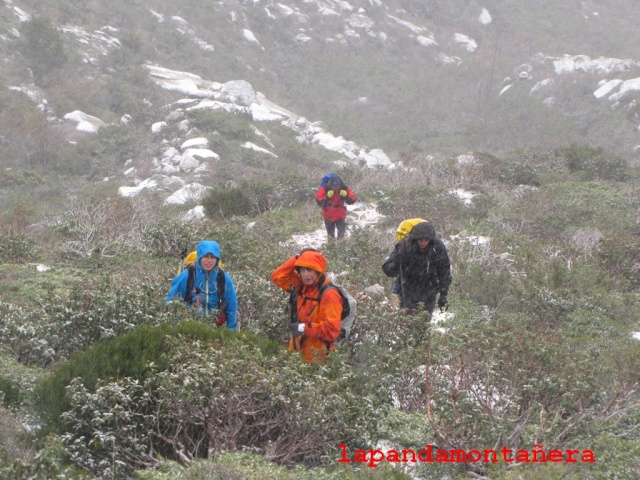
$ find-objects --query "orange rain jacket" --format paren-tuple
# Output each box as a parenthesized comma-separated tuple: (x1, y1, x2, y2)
(271, 250, 342, 364)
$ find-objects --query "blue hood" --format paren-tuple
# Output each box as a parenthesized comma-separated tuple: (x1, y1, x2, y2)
(196, 240, 221, 264)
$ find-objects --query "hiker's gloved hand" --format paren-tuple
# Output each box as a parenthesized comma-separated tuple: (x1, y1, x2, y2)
(326, 190, 334, 198)
(288, 322, 305, 337)
(438, 293, 448, 309)
(339, 189, 347, 197)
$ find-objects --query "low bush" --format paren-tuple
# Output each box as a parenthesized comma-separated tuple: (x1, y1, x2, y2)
(47, 325, 384, 477)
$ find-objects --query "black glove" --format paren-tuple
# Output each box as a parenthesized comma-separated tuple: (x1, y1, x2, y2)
(437, 293, 448, 309)
(288, 322, 304, 337)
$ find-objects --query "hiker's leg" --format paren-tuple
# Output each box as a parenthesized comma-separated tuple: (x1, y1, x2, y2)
(336, 218, 347, 239)
(324, 219, 336, 238)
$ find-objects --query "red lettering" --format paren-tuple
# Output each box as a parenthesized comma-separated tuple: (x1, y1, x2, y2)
(367, 449, 385, 468)
(435, 449, 450, 462)
(501, 446, 514, 462)
(547, 449, 563, 462)
(581, 450, 596, 463)
(467, 450, 481, 462)
(483, 450, 498, 463)
(337, 444, 350, 463)
(418, 445, 433, 462)
(449, 449, 466, 462)
(565, 449, 579, 463)
(532, 444, 546, 463)
(353, 449, 367, 463)
(386, 450, 400, 463)
(515, 450, 530, 462)
(402, 449, 416, 462)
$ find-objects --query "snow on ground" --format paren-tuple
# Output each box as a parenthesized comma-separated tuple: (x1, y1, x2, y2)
(632, 332, 640, 341)
(288, 202, 386, 249)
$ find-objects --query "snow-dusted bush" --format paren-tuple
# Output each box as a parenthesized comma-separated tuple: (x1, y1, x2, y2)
(51, 327, 383, 477)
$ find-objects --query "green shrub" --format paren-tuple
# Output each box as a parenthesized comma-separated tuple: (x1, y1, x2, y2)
(0, 376, 20, 407)
(50, 326, 384, 477)
(556, 144, 630, 181)
(17, 17, 68, 87)
(0, 234, 40, 263)
(35, 322, 234, 433)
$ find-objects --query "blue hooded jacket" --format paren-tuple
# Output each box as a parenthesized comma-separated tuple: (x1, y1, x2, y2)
(165, 240, 238, 330)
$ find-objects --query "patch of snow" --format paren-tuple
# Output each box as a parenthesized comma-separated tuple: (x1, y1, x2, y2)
(594, 79, 624, 99)
(118, 178, 158, 197)
(183, 205, 206, 222)
(454, 33, 477, 52)
(183, 148, 219, 160)
(242, 142, 277, 157)
(181, 137, 209, 150)
(479, 8, 492, 25)
(632, 332, 640, 341)
(63, 110, 106, 133)
(151, 121, 167, 133)
(243, 29, 264, 49)
(499, 84, 513, 96)
(417, 35, 437, 47)
(163, 183, 210, 205)
(449, 188, 475, 205)
(358, 149, 392, 168)
(387, 15, 425, 34)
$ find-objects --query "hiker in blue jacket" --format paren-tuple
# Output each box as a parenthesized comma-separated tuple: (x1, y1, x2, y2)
(166, 240, 238, 330)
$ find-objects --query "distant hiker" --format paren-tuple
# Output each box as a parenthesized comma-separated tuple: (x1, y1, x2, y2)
(316, 173, 357, 240)
(271, 248, 342, 364)
(382, 222, 451, 315)
(166, 240, 238, 330)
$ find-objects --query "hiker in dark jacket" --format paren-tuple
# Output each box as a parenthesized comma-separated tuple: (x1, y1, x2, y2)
(382, 222, 451, 314)
(315, 174, 357, 240)
(166, 240, 238, 330)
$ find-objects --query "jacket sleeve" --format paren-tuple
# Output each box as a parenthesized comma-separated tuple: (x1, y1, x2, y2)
(222, 272, 238, 331)
(343, 187, 357, 205)
(304, 287, 342, 343)
(270, 255, 301, 292)
(382, 242, 405, 278)
(435, 241, 452, 294)
(165, 270, 189, 304)
(315, 186, 329, 207)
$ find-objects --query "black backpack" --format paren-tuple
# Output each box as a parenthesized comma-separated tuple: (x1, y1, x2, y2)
(184, 264, 227, 325)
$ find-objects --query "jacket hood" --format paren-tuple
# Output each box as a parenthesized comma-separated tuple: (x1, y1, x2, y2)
(196, 240, 221, 262)
(409, 222, 436, 242)
(323, 173, 344, 189)
(294, 250, 327, 273)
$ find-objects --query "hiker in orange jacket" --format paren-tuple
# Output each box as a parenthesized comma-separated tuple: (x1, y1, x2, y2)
(271, 248, 342, 364)
(315, 174, 357, 240)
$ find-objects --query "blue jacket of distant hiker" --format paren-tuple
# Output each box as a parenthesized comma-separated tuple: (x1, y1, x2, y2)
(165, 240, 238, 330)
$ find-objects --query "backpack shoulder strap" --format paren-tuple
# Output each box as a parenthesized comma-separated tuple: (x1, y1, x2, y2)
(184, 264, 196, 304)
(317, 281, 334, 302)
(217, 269, 226, 308)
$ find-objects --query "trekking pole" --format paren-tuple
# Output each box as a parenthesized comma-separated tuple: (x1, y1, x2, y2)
(399, 262, 406, 308)
(179, 244, 188, 274)
(288, 285, 301, 351)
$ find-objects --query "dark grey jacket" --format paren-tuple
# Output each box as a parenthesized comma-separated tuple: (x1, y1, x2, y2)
(382, 222, 451, 311)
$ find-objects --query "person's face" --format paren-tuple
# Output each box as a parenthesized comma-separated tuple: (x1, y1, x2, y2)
(417, 238, 430, 249)
(200, 253, 218, 272)
(298, 266, 320, 286)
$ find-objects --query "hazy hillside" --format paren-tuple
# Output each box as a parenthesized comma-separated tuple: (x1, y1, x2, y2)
(1, 1, 640, 479)
(2, 0, 640, 161)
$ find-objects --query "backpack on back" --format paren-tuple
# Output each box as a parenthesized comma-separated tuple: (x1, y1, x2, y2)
(395, 218, 429, 243)
(317, 281, 357, 346)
